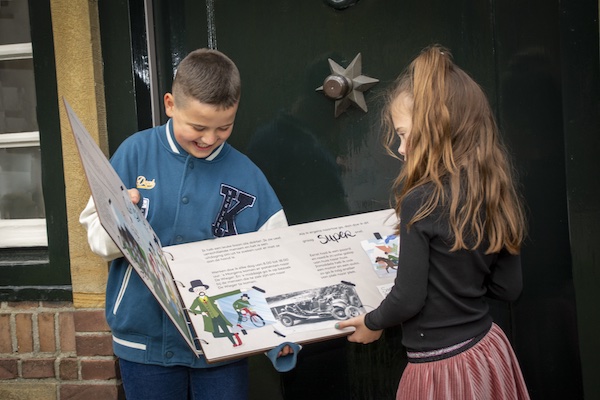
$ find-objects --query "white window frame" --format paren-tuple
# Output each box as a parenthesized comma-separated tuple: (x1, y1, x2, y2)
(0, 42, 48, 248)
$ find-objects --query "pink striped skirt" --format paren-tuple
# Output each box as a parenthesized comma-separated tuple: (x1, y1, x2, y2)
(397, 323, 530, 400)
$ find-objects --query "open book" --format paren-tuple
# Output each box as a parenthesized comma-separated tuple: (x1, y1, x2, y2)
(65, 98, 399, 363)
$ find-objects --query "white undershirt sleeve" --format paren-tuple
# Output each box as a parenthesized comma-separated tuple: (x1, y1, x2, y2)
(257, 209, 289, 231)
(79, 196, 123, 261)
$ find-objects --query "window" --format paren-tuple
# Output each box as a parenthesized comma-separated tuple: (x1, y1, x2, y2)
(0, 0, 71, 301)
(0, 0, 46, 248)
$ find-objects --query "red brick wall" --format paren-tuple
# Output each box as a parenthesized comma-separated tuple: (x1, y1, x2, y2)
(0, 301, 124, 399)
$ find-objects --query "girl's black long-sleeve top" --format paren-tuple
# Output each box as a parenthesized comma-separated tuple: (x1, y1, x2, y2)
(364, 184, 523, 351)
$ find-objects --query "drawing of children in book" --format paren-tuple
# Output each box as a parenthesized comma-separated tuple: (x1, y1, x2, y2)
(187, 280, 243, 347)
(361, 233, 400, 278)
(375, 235, 400, 272)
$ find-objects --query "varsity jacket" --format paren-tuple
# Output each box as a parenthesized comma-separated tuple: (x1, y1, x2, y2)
(80, 119, 287, 368)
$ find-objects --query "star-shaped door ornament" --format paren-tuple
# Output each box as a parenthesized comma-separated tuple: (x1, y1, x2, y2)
(316, 53, 379, 118)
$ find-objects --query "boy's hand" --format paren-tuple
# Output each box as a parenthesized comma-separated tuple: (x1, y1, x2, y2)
(335, 314, 383, 344)
(266, 342, 302, 372)
(127, 188, 141, 206)
(277, 344, 294, 358)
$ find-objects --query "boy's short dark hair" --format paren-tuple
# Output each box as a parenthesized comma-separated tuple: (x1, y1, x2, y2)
(172, 48, 241, 109)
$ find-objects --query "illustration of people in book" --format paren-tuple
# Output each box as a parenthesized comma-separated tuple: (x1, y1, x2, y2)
(146, 246, 181, 317)
(233, 293, 267, 335)
(187, 280, 243, 347)
(360, 232, 400, 278)
(233, 293, 252, 325)
(375, 255, 398, 273)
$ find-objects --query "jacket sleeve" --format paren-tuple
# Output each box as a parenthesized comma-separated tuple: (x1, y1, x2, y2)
(79, 196, 123, 261)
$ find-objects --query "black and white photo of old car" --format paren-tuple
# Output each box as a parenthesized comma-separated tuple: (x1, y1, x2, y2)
(267, 283, 364, 327)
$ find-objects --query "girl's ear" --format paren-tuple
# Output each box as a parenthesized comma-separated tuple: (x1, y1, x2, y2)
(164, 93, 175, 117)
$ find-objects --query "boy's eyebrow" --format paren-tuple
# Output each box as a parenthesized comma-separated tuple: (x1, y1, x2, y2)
(187, 120, 235, 130)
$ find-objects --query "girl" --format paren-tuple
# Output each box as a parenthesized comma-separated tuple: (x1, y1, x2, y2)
(336, 45, 530, 399)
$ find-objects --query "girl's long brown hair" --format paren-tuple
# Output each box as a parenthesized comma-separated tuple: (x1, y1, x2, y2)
(383, 45, 526, 254)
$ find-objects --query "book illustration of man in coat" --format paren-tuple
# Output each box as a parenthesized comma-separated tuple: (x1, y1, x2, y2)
(187, 279, 242, 347)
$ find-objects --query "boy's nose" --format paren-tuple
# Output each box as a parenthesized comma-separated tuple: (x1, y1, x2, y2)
(202, 131, 218, 145)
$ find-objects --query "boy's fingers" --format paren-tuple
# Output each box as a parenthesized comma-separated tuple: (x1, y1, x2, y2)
(279, 345, 294, 357)
(127, 188, 141, 204)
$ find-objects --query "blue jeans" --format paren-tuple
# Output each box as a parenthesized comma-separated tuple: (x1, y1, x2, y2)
(119, 358, 249, 400)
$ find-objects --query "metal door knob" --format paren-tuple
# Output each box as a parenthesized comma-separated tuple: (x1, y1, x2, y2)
(316, 53, 379, 117)
(322, 75, 352, 100)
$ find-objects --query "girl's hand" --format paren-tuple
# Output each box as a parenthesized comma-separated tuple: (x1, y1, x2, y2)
(335, 314, 383, 344)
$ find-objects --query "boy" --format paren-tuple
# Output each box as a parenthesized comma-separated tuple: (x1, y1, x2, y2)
(80, 48, 288, 399)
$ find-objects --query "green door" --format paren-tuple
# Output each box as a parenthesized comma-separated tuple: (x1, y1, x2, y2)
(152, 1, 497, 224)
(99, 0, 593, 398)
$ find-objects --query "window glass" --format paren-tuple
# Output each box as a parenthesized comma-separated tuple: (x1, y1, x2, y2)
(0, 59, 38, 133)
(0, 147, 44, 219)
(0, 1, 44, 241)
(0, 0, 32, 45)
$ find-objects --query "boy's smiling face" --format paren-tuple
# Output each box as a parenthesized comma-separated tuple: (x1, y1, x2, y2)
(164, 93, 238, 159)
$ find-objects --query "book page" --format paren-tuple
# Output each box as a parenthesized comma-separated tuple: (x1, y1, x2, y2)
(165, 208, 399, 363)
